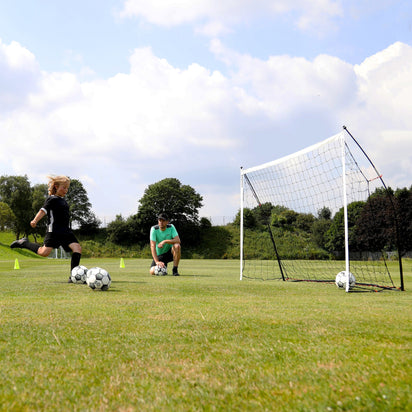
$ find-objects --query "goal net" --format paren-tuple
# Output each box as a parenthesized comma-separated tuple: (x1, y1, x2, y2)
(240, 128, 404, 291)
(48, 246, 71, 259)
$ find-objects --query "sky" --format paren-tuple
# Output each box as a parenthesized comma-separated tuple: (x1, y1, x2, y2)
(0, 0, 411, 225)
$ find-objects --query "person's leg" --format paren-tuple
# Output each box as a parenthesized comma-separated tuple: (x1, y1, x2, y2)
(10, 238, 52, 256)
(171, 243, 181, 276)
(64, 242, 82, 283)
(68, 242, 82, 271)
(37, 246, 53, 257)
(149, 259, 157, 275)
(150, 252, 169, 275)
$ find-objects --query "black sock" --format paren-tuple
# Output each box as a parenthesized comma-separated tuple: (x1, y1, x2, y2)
(71, 252, 81, 271)
(24, 240, 41, 254)
(173, 266, 178, 273)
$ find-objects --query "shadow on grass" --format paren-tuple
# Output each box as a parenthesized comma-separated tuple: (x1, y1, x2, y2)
(110, 280, 147, 284)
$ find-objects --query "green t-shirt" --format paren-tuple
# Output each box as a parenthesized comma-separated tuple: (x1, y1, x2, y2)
(150, 224, 178, 256)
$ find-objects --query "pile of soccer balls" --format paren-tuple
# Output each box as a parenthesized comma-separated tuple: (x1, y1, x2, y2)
(70, 265, 111, 291)
(335, 271, 356, 289)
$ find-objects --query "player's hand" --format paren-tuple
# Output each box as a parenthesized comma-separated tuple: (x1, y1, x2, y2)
(158, 241, 164, 248)
(30, 220, 37, 228)
(156, 261, 165, 268)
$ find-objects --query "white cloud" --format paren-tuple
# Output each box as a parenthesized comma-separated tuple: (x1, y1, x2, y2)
(0, 38, 411, 219)
(346, 42, 412, 188)
(119, 0, 343, 35)
(211, 39, 356, 119)
(354, 42, 412, 125)
(0, 39, 40, 110)
(0, 39, 37, 68)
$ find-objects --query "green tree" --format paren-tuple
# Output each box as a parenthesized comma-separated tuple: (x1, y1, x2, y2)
(394, 186, 412, 254)
(200, 217, 212, 229)
(233, 208, 257, 229)
(127, 178, 203, 247)
(355, 189, 394, 252)
(66, 179, 101, 232)
(0, 175, 32, 238)
(311, 219, 332, 249)
(271, 208, 299, 230)
(107, 215, 134, 245)
(356, 186, 412, 255)
(325, 201, 365, 252)
(138, 178, 203, 224)
(311, 207, 332, 249)
(317, 207, 332, 220)
(31, 183, 48, 240)
(295, 213, 315, 232)
(0, 201, 16, 231)
(252, 202, 273, 227)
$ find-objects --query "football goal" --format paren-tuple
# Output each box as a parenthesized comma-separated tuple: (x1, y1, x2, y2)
(48, 246, 70, 259)
(240, 127, 404, 292)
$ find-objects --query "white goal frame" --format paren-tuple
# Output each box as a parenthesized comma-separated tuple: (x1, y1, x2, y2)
(240, 128, 403, 292)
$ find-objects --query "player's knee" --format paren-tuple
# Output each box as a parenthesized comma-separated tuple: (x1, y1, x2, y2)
(173, 243, 181, 253)
(38, 247, 51, 257)
(71, 243, 82, 254)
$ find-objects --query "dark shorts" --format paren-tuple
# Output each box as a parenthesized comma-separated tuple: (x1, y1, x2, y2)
(43, 232, 79, 252)
(151, 249, 174, 267)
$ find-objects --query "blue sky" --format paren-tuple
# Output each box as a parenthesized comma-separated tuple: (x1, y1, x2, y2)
(1, 1, 410, 75)
(0, 0, 411, 224)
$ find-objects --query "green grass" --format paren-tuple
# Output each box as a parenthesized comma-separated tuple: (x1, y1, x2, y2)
(0, 247, 411, 410)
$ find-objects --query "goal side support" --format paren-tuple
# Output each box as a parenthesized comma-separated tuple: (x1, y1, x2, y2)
(342, 126, 404, 291)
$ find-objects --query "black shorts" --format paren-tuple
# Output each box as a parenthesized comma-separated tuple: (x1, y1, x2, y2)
(43, 232, 79, 252)
(151, 249, 174, 267)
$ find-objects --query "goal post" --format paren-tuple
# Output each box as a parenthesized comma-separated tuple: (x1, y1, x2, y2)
(240, 127, 404, 291)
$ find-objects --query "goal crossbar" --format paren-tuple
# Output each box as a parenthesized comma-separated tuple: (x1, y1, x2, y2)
(241, 133, 341, 176)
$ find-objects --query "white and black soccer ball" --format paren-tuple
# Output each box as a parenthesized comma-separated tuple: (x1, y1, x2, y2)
(70, 265, 88, 284)
(154, 265, 167, 276)
(335, 271, 356, 289)
(86, 267, 111, 290)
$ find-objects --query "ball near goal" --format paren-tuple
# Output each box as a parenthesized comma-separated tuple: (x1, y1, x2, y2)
(335, 271, 356, 289)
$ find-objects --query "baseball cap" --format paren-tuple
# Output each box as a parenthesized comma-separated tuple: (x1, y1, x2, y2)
(157, 212, 169, 221)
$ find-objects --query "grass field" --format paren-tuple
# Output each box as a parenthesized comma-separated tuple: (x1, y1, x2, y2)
(1, 241, 411, 411)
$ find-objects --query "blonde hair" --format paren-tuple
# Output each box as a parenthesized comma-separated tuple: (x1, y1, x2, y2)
(47, 175, 70, 195)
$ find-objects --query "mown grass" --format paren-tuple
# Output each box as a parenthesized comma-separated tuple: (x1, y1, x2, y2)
(0, 246, 411, 411)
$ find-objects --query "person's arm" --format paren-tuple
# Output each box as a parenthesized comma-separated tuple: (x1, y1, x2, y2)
(157, 235, 181, 249)
(150, 239, 164, 267)
(30, 209, 46, 228)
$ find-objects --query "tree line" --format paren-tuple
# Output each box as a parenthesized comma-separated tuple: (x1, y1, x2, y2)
(0, 176, 206, 252)
(1, 174, 411, 259)
(0, 175, 100, 239)
(235, 186, 412, 258)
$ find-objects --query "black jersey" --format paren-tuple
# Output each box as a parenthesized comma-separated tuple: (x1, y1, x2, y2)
(41, 195, 71, 234)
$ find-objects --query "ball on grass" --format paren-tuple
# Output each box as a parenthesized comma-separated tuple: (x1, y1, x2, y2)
(70, 265, 88, 284)
(86, 267, 111, 290)
(154, 265, 167, 276)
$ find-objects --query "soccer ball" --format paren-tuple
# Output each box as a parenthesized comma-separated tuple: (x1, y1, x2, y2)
(154, 265, 167, 276)
(70, 265, 88, 284)
(86, 267, 111, 290)
(335, 271, 356, 289)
